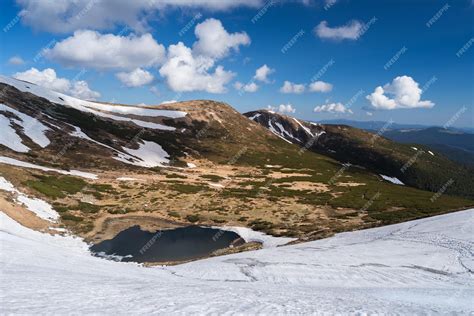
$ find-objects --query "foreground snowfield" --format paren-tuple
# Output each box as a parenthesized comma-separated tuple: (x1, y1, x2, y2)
(1, 210, 473, 314)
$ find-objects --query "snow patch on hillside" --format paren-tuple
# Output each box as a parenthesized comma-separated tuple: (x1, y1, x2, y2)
(315, 130, 326, 138)
(79, 102, 187, 118)
(380, 174, 405, 185)
(0, 114, 30, 152)
(293, 117, 314, 137)
(0, 177, 58, 221)
(115, 140, 170, 168)
(248, 113, 261, 121)
(268, 121, 293, 144)
(0, 76, 176, 130)
(274, 122, 301, 142)
(219, 226, 296, 248)
(0, 177, 16, 192)
(0, 156, 98, 179)
(0, 103, 50, 148)
(69, 125, 173, 169)
(69, 125, 118, 153)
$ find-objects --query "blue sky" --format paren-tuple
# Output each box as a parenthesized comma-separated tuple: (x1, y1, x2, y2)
(1, 0, 473, 128)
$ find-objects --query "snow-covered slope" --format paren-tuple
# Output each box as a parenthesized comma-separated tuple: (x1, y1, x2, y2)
(0, 103, 51, 149)
(380, 174, 405, 185)
(1, 209, 472, 314)
(0, 177, 58, 221)
(115, 140, 170, 168)
(0, 76, 189, 169)
(0, 114, 30, 152)
(0, 156, 98, 179)
(0, 75, 184, 130)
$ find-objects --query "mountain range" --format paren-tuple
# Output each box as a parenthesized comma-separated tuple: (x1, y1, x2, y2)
(318, 119, 474, 134)
(318, 119, 474, 167)
(1, 75, 473, 246)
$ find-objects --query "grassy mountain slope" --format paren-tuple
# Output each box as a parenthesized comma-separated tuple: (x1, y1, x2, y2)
(245, 110, 474, 200)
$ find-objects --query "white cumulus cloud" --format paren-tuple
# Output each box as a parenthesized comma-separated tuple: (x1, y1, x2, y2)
(314, 20, 363, 40)
(280, 81, 305, 94)
(14, 68, 100, 100)
(267, 103, 296, 114)
(158, 18, 249, 94)
(193, 18, 250, 59)
(366, 76, 434, 110)
(278, 103, 296, 113)
(254, 64, 274, 82)
(309, 80, 333, 92)
(314, 102, 352, 114)
(14, 68, 70, 92)
(45, 30, 166, 70)
(116, 68, 154, 87)
(234, 81, 259, 92)
(68, 80, 101, 100)
(159, 42, 234, 93)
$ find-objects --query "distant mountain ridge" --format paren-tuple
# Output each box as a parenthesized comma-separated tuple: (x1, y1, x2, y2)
(317, 119, 474, 167)
(317, 119, 474, 134)
(384, 127, 474, 167)
(246, 110, 474, 200)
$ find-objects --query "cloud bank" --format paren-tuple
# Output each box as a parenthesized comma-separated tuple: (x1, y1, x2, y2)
(45, 30, 166, 70)
(16, 0, 265, 33)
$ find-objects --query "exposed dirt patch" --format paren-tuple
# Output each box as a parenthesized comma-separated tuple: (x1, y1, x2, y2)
(276, 181, 330, 192)
(0, 197, 51, 232)
(336, 182, 366, 187)
(268, 171, 312, 179)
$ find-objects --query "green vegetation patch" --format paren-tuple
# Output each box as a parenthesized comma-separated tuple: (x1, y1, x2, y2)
(168, 211, 180, 218)
(169, 183, 208, 194)
(25, 175, 87, 199)
(186, 214, 200, 223)
(165, 173, 187, 179)
(249, 219, 274, 231)
(52, 203, 69, 213)
(200, 174, 226, 182)
(74, 202, 100, 213)
(61, 214, 83, 222)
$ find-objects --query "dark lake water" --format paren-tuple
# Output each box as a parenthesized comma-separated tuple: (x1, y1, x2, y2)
(90, 225, 243, 263)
